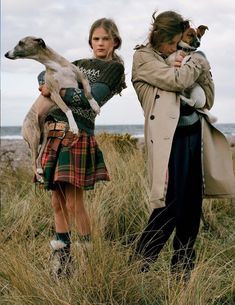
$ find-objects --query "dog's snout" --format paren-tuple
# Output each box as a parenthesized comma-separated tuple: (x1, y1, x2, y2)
(4, 50, 16, 60)
(191, 37, 201, 49)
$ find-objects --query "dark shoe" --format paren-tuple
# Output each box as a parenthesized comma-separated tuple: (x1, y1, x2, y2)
(49, 240, 72, 278)
(128, 252, 154, 273)
(139, 259, 152, 273)
(171, 261, 193, 286)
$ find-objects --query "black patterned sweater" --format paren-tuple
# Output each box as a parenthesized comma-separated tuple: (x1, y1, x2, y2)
(38, 58, 126, 135)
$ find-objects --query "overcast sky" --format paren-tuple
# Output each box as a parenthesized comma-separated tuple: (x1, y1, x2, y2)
(1, 0, 235, 126)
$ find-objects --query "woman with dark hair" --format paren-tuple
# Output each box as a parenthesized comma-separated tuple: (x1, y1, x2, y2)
(132, 10, 235, 280)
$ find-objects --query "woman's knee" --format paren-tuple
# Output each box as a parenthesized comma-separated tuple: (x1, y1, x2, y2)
(65, 185, 85, 215)
(51, 189, 66, 213)
(66, 199, 86, 216)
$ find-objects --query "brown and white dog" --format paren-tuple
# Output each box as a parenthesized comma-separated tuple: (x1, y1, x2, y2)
(5, 36, 100, 182)
(167, 24, 217, 123)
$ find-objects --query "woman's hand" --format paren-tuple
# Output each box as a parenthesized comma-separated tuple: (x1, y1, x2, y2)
(174, 51, 186, 67)
(60, 89, 66, 97)
(39, 84, 66, 98)
(39, 84, 51, 97)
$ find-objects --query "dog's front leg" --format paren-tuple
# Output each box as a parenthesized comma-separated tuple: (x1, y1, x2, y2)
(179, 94, 196, 107)
(76, 68, 100, 115)
(50, 91, 78, 134)
(46, 75, 78, 133)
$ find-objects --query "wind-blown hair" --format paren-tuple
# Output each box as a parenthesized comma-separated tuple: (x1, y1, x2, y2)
(149, 10, 189, 50)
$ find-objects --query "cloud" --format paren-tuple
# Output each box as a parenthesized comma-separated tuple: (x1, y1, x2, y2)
(1, 0, 235, 125)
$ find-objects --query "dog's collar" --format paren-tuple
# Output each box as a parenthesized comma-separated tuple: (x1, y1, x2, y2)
(177, 45, 197, 53)
(177, 41, 197, 53)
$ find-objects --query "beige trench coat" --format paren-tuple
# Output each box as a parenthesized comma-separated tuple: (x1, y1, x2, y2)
(132, 44, 235, 209)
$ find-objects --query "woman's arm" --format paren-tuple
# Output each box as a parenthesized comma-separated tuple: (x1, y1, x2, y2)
(132, 49, 211, 92)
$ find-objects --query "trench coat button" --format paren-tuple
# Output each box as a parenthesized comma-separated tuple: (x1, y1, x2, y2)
(155, 94, 160, 99)
(150, 115, 155, 120)
(151, 140, 153, 143)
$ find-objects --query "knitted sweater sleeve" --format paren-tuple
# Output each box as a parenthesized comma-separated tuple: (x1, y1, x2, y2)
(63, 83, 111, 109)
(38, 70, 46, 85)
(37, 70, 110, 109)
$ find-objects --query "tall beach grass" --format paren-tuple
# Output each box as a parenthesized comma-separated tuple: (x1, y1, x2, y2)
(0, 134, 234, 305)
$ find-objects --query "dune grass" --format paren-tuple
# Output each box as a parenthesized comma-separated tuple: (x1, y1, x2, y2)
(0, 134, 234, 305)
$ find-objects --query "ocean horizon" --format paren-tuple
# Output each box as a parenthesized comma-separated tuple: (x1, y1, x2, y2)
(1, 123, 235, 140)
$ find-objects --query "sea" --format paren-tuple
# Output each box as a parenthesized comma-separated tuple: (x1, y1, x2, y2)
(1, 124, 235, 140)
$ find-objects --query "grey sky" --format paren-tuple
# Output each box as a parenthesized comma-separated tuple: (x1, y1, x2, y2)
(2, 0, 235, 126)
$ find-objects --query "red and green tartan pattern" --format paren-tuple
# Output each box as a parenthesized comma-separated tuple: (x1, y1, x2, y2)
(41, 131, 110, 190)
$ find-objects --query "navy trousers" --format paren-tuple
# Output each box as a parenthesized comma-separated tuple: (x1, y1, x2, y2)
(136, 123, 202, 271)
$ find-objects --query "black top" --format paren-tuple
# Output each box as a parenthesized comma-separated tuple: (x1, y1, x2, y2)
(38, 58, 126, 135)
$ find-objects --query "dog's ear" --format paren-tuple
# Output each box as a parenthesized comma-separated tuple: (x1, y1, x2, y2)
(34, 38, 46, 48)
(197, 25, 209, 39)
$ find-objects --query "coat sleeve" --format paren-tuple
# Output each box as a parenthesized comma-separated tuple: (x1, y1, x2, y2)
(196, 69, 215, 110)
(132, 49, 211, 93)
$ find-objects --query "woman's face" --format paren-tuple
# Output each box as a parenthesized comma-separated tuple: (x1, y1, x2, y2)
(158, 33, 182, 56)
(91, 27, 117, 60)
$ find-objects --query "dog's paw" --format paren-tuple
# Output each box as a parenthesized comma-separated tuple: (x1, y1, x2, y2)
(180, 95, 195, 107)
(68, 120, 79, 134)
(69, 126, 79, 134)
(66, 111, 79, 134)
(90, 99, 100, 115)
(36, 171, 44, 184)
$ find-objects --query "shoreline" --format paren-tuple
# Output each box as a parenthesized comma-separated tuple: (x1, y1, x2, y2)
(1, 137, 234, 169)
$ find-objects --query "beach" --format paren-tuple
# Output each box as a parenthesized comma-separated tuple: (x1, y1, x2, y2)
(1, 136, 234, 170)
(0, 139, 31, 169)
(0, 137, 144, 170)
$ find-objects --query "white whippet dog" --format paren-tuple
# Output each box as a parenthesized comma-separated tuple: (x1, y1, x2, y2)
(5, 36, 100, 182)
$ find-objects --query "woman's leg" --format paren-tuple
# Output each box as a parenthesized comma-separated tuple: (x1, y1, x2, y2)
(50, 184, 72, 277)
(135, 132, 182, 263)
(65, 184, 91, 237)
(136, 204, 176, 262)
(51, 184, 70, 233)
(171, 129, 202, 274)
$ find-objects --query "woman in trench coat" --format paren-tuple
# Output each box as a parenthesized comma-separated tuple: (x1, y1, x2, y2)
(131, 10, 235, 279)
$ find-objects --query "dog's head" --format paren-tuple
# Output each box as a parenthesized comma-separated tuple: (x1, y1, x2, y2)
(179, 25, 208, 51)
(5, 36, 46, 60)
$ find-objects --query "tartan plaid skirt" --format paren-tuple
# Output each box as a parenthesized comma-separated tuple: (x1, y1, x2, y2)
(41, 130, 110, 190)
